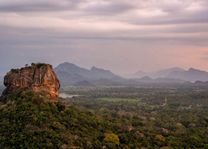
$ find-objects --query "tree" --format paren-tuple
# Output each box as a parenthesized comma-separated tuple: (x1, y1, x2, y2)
(104, 132, 120, 145)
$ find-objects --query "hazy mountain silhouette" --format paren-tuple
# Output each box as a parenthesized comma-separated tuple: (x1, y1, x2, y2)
(151, 67, 185, 78)
(55, 62, 123, 86)
(131, 76, 186, 85)
(54, 62, 208, 86)
(55, 62, 191, 87)
(131, 71, 147, 78)
(134, 67, 208, 82)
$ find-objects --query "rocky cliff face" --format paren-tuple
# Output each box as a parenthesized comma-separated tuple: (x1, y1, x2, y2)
(2, 63, 60, 102)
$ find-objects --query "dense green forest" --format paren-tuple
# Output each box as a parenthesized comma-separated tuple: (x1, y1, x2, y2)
(1, 87, 208, 148)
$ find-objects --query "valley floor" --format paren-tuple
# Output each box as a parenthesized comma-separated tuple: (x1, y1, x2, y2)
(61, 86, 208, 148)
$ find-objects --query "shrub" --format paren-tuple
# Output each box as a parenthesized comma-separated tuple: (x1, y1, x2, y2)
(104, 132, 120, 145)
(10, 69, 19, 73)
(155, 134, 166, 142)
(36, 63, 46, 68)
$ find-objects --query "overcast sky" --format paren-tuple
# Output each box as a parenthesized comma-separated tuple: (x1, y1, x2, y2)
(0, 0, 208, 76)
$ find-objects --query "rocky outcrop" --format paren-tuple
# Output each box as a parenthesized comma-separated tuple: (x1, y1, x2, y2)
(2, 63, 60, 102)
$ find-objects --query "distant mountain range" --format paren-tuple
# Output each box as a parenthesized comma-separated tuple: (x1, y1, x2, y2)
(1, 63, 208, 87)
(132, 67, 208, 82)
(55, 62, 208, 87)
(55, 62, 124, 86)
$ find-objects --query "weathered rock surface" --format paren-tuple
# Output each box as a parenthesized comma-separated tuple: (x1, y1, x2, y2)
(2, 63, 60, 102)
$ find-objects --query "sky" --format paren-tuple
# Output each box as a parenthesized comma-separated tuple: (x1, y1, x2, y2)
(0, 0, 208, 76)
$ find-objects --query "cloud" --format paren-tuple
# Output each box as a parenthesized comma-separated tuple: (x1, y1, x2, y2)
(0, 0, 208, 74)
(80, 0, 135, 15)
(0, 0, 207, 25)
(0, 0, 83, 12)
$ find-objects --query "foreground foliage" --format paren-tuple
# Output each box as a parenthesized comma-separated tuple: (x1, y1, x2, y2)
(1, 87, 208, 148)
(0, 91, 119, 148)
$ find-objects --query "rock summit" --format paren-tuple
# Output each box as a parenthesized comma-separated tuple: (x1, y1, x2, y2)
(2, 63, 60, 102)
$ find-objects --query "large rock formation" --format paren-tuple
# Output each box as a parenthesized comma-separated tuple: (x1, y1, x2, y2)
(2, 63, 60, 102)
